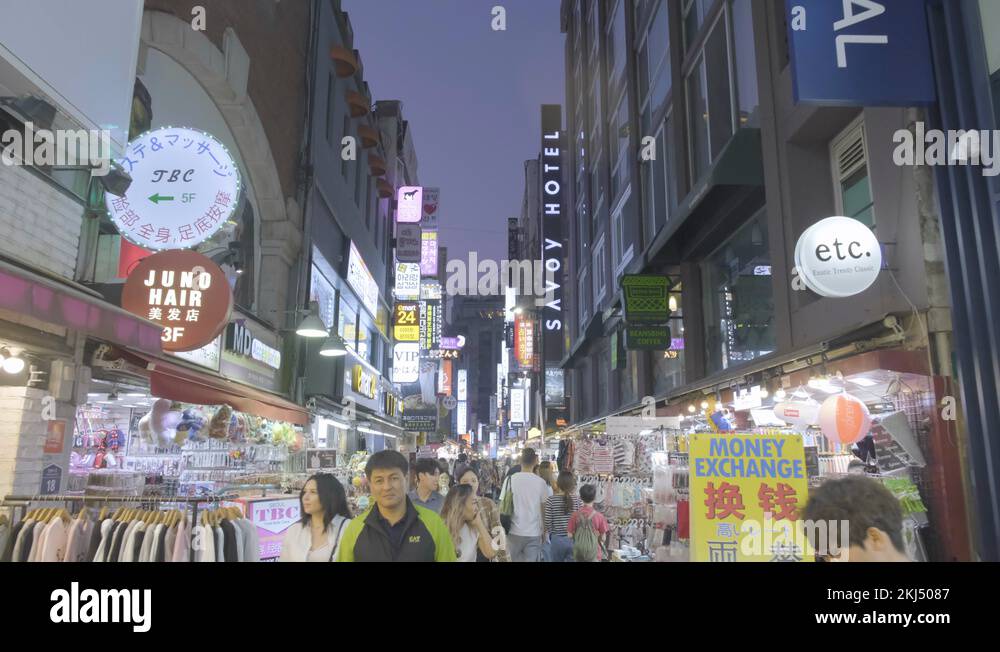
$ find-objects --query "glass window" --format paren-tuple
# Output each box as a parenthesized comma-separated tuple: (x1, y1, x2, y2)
(610, 92, 631, 201)
(338, 297, 359, 352)
(639, 0, 671, 136)
(590, 0, 601, 61)
(653, 283, 686, 394)
(608, 0, 628, 96)
(980, 0, 1000, 86)
(705, 16, 734, 161)
(701, 211, 774, 373)
(578, 269, 590, 331)
(731, 0, 760, 128)
(593, 235, 607, 304)
(326, 73, 336, 145)
(832, 120, 876, 230)
(597, 349, 609, 413)
(686, 57, 710, 181)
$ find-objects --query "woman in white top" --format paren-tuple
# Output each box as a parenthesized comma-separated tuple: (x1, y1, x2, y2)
(279, 474, 352, 562)
(440, 483, 496, 563)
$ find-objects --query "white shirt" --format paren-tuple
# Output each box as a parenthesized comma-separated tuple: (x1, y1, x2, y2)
(278, 516, 350, 562)
(456, 524, 478, 562)
(508, 472, 553, 537)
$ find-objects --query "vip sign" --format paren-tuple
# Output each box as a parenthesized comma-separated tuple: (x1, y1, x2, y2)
(397, 186, 423, 223)
(394, 302, 420, 342)
(392, 343, 420, 383)
(395, 263, 421, 299)
(121, 249, 233, 351)
(106, 127, 240, 250)
(794, 216, 882, 297)
(352, 365, 378, 399)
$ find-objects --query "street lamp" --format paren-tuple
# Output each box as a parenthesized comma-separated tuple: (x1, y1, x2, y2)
(319, 329, 348, 357)
(296, 301, 329, 338)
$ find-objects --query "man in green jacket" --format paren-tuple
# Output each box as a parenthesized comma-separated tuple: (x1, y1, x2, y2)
(338, 450, 456, 562)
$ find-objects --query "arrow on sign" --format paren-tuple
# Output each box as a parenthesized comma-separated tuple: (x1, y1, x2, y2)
(149, 193, 175, 204)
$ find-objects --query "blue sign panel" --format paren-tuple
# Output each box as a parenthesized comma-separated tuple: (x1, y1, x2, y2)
(40, 464, 62, 495)
(786, 0, 936, 106)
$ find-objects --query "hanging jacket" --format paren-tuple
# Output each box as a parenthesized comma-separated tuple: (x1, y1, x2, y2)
(337, 498, 456, 562)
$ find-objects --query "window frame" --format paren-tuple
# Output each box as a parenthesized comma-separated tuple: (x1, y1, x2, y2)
(593, 234, 608, 305)
(829, 116, 877, 230)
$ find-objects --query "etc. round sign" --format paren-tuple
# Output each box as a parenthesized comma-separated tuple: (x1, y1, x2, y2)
(105, 126, 241, 251)
(794, 216, 882, 298)
(121, 249, 233, 352)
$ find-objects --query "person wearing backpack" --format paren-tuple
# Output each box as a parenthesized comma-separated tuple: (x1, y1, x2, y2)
(568, 483, 609, 562)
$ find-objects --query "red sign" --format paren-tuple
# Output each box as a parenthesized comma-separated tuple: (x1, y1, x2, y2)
(438, 358, 453, 396)
(121, 250, 233, 352)
(44, 419, 66, 454)
(515, 314, 536, 371)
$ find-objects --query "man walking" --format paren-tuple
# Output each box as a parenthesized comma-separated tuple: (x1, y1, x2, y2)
(502, 448, 552, 562)
(338, 450, 456, 562)
(408, 458, 446, 513)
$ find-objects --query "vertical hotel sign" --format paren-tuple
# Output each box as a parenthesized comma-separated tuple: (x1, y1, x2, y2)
(540, 105, 564, 363)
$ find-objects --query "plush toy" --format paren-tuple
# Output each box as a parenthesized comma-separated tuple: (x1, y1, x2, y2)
(176, 408, 208, 443)
(209, 405, 233, 439)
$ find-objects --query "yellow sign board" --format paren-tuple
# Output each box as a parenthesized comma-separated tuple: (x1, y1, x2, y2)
(394, 302, 419, 342)
(689, 433, 812, 562)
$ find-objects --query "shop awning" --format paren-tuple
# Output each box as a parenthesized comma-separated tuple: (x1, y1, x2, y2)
(123, 349, 309, 426)
(346, 90, 370, 118)
(329, 46, 359, 78)
(0, 258, 163, 354)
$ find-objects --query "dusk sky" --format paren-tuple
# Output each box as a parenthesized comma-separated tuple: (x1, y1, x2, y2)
(345, 0, 566, 264)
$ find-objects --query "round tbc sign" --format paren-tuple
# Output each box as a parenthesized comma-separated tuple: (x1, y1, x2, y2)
(794, 216, 882, 298)
(105, 127, 241, 251)
(122, 250, 233, 352)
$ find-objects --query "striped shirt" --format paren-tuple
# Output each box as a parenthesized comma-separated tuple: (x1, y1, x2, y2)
(544, 494, 583, 537)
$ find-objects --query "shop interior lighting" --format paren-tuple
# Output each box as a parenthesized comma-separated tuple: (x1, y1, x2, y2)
(668, 295, 679, 312)
(774, 388, 786, 400)
(687, 404, 696, 413)
(296, 301, 329, 338)
(327, 418, 350, 430)
(2, 347, 25, 374)
(848, 377, 879, 387)
(700, 400, 709, 410)
(357, 426, 383, 435)
(319, 330, 348, 357)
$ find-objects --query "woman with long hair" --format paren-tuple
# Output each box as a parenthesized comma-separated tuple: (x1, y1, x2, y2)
(440, 483, 497, 562)
(457, 466, 509, 562)
(544, 471, 583, 562)
(279, 474, 352, 562)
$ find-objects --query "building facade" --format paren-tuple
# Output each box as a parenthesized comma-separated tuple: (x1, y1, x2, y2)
(557, 0, 997, 561)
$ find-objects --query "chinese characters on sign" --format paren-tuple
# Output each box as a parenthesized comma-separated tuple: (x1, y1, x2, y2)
(689, 433, 812, 562)
(105, 127, 240, 250)
(120, 249, 233, 352)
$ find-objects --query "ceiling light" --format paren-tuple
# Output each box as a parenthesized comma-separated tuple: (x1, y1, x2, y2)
(687, 404, 696, 413)
(358, 426, 384, 435)
(327, 419, 350, 430)
(848, 377, 879, 387)
(319, 330, 348, 357)
(774, 388, 786, 400)
(2, 348, 25, 374)
(760, 388, 769, 398)
(700, 400, 709, 410)
(296, 301, 329, 338)
(669, 295, 678, 312)
(126, 392, 147, 397)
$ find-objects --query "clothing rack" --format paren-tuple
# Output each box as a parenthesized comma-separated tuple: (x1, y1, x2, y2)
(0, 493, 235, 535)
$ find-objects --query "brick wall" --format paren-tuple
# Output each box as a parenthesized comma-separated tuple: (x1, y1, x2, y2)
(143, 0, 310, 201)
(0, 165, 84, 279)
